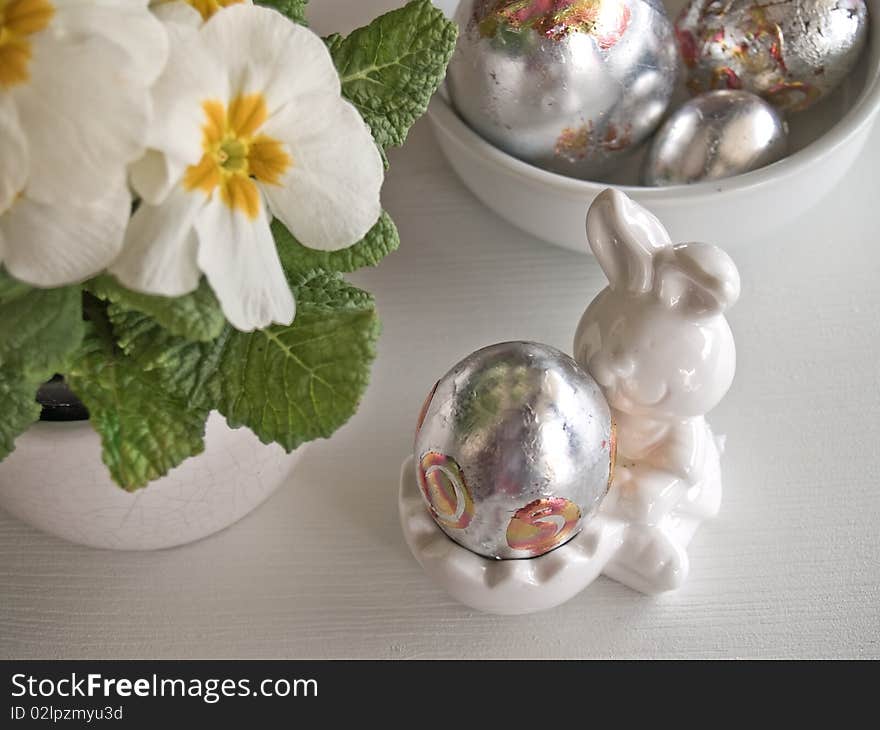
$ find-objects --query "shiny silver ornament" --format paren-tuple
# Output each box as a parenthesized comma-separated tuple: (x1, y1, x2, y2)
(643, 89, 788, 185)
(675, 0, 869, 113)
(446, 0, 679, 180)
(413, 341, 615, 560)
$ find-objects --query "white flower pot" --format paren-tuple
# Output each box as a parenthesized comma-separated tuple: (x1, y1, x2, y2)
(0, 412, 303, 550)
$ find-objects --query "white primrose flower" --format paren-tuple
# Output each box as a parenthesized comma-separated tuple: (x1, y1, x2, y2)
(0, 0, 168, 286)
(111, 4, 384, 332)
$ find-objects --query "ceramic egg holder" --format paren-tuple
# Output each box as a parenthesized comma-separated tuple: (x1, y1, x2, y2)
(399, 189, 741, 614)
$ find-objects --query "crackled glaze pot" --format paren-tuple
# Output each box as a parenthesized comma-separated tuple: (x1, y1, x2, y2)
(0, 412, 303, 550)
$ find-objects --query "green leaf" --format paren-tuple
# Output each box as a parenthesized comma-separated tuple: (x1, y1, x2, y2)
(0, 280, 85, 461)
(67, 312, 210, 491)
(0, 285, 84, 377)
(257, 0, 308, 24)
(273, 211, 399, 283)
(329, 0, 457, 152)
(0, 374, 42, 461)
(0, 268, 32, 304)
(294, 270, 377, 312)
(109, 306, 228, 407)
(212, 276, 380, 450)
(87, 275, 226, 343)
(109, 273, 381, 453)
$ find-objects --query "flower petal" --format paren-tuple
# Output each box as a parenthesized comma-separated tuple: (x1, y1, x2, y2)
(0, 94, 27, 213)
(51, 0, 169, 86)
(150, 1, 204, 28)
(109, 187, 204, 297)
(0, 182, 130, 287)
(261, 97, 383, 250)
(129, 16, 228, 204)
(198, 4, 338, 115)
(16, 33, 152, 204)
(129, 150, 180, 207)
(195, 195, 294, 331)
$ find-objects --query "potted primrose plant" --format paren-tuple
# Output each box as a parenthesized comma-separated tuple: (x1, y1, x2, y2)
(0, 0, 456, 549)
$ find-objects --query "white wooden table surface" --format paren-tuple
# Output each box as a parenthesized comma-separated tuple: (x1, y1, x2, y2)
(2, 1, 879, 660)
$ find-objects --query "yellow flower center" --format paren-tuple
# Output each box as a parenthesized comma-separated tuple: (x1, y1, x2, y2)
(183, 93, 293, 219)
(158, 0, 245, 21)
(0, 0, 54, 88)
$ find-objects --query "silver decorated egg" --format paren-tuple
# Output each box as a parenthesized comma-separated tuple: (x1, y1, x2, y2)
(446, 0, 679, 180)
(413, 341, 616, 560)
(642, 89, 788, 185)
(675, 0, 869, 113)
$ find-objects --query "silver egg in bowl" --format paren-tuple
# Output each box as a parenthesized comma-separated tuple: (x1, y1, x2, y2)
(428, 0, 880, 251)
(413, 341, 616, 560)
(643, 89, 789, 185)
(675, 0, 869, 113)
(446, 0, 680, 180)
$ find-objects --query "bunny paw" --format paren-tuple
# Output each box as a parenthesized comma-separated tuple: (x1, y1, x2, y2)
(605, 524, 690, 594)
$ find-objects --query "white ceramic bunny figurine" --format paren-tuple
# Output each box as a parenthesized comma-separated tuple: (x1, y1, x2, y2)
(574, 189, 740, 593)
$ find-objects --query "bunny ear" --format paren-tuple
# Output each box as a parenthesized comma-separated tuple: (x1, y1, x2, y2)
(586, 189, 671, 294)
(654, 243, 741, 316)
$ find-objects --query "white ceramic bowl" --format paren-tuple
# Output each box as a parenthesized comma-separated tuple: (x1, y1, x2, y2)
(430, 0, 880, 252)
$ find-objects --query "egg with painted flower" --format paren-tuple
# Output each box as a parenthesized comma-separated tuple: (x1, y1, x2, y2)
(446, 0, 679, 180)
(414, 341, 615, 559)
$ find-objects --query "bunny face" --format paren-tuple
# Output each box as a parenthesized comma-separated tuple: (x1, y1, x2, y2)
(575, 288, 736, 419)
(574, 189, 740, 421)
